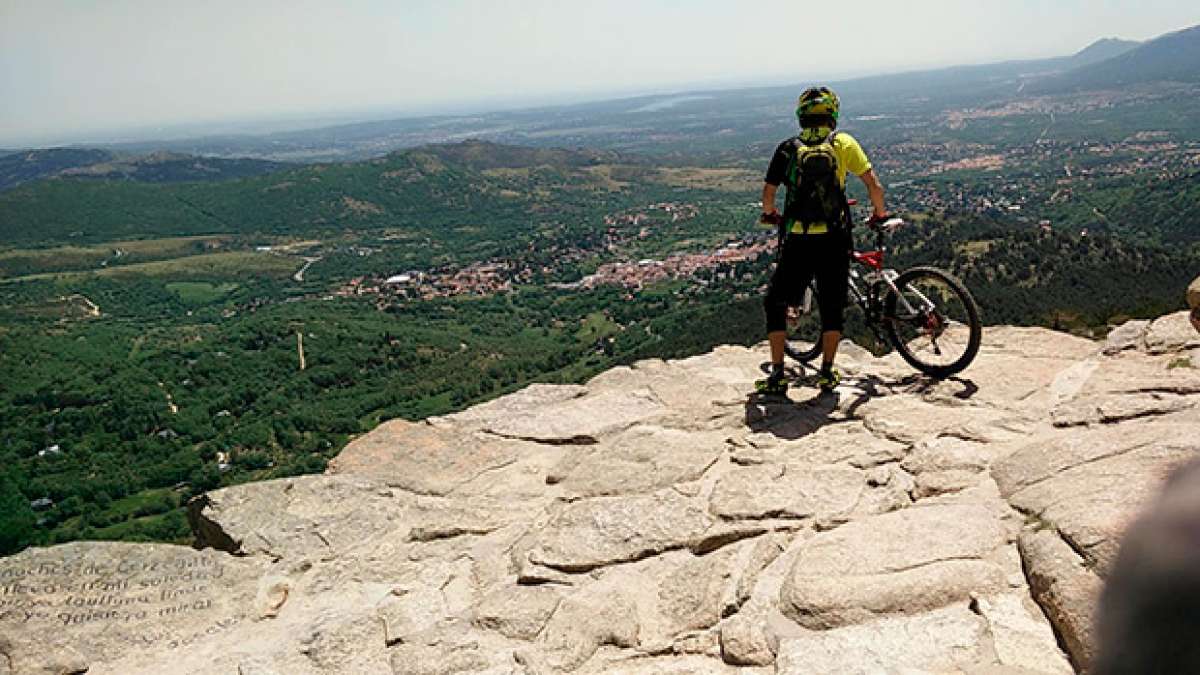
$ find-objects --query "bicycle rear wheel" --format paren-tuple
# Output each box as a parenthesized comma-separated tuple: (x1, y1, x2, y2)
(883, 266, 981, 378)
(784, 283, 823, 363)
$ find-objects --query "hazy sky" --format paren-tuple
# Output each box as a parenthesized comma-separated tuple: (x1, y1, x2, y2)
(1, 0, 1196, 145)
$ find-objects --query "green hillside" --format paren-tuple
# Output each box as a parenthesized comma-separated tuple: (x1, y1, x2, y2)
(0, 148, 114, 191)
(0, 142, 622, 249)
(0, 149, 284, 193)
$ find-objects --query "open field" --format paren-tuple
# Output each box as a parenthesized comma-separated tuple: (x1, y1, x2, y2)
(575, 310, 621, 342)
(165, 281, 241, 305)
(92, 250, 300, 279)
(1, 249, 302, 284)
(0, 235, 233, 278)
(651, 167, 760, 192)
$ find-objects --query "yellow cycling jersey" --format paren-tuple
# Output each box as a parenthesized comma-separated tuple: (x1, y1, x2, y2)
(826, 131, 872, 188)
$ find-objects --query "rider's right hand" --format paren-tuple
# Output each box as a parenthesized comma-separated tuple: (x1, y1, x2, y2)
(760, 211, 783, 226)
(866, 213, 892, 227)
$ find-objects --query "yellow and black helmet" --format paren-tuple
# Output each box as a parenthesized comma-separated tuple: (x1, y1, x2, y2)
(796, 86, 840, 129)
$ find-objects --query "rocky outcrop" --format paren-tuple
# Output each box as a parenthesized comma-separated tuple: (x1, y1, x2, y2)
(2, 318, 1199, 673)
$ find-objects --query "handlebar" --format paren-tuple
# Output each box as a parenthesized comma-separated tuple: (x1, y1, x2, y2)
(868, 216, 905, 233)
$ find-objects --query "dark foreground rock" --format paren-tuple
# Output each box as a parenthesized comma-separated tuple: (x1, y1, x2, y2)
(3, 319, 1199, 674)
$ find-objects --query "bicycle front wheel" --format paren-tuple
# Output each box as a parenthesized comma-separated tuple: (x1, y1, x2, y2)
(784, 283, 823, 364)
(883, 266, 981, 378)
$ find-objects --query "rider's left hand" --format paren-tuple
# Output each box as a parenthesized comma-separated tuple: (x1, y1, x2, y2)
(760, 212, 783, 226)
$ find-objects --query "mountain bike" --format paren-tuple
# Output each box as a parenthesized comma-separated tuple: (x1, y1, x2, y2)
(774, 214, 982, 379)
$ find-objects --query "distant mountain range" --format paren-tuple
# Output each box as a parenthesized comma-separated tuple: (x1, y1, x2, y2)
(3, 24, 1196, 165)
(0, 148, 285, 192)
(1068, 37, 1142, 67)
(1038, 24, 1200, 92)
(828, 30, 1176, 103)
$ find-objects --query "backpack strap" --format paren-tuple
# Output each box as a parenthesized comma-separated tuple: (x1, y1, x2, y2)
(826, 132, 853, 232)
(783, 137, 803, 235)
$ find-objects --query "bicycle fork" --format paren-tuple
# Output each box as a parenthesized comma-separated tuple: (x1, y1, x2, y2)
(879, 273, 946, 349)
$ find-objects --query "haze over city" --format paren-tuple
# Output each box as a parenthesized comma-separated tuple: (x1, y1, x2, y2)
(1, 0, 1196, 146)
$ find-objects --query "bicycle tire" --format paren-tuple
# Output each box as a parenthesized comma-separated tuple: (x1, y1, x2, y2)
(784, 282, 823, 364)
(883, 266, 981, 378)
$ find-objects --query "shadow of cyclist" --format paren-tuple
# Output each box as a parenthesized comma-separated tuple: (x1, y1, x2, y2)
(744, 364, 981, 441)
(744, 362, 867, 441)
(745, 389, 840, 441)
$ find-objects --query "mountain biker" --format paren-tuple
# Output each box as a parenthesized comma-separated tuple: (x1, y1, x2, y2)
(755, 86, 890, 395)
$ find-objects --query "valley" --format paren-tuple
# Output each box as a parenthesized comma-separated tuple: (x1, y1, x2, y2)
(2, 27, 1199, 556)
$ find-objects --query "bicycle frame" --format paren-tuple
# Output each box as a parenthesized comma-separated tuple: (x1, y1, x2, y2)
(801, 224, 935, 327)
(782, 213, 982, 376)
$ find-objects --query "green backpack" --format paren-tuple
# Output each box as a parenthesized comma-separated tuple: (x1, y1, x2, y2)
(784, 132, 850, 234)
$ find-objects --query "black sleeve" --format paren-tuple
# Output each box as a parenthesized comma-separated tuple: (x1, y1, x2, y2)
(764, 140, 793, 186)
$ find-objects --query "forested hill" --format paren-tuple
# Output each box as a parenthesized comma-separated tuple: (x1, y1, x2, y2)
(0, 148, 114, 191)
(0, 148, 286, 192)
(888, 214, 1199, 330)
(1068, 37, 1141, 67)
(0, 141, 636, 247)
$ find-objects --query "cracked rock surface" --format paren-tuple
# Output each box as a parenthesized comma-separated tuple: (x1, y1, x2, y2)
(2, 318, 1198, 673)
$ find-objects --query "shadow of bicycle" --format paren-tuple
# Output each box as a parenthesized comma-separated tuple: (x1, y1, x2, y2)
(884, 372, 980, 400)
(744, 362, 980, 441)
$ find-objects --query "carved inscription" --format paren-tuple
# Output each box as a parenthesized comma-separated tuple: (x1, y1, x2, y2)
(0, 547, 248, 653)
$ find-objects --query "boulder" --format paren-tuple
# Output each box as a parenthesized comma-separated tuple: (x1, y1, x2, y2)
(521, 583, 640, 672)
(971, 593, 1074, 674)
(708, 463, 863, 523)
(994, 422, 1200, 574)
(780, 499, 1010, 629)
(1019, 530, 1102, 671)
(549, 425, 726, 498)
(188, 474, 407, 558)
(327, 419, 528, 496)
(1103, 319, 1150, 354)
(520, 489, 762, 575)
(731, 421, 906, 470)
(1047, 351, 1200, 427)
(472, 585, 562, 641)
(1144, 310, 1200, 354)
(437, 383, 667, 444)
(775, 605, 989, 674)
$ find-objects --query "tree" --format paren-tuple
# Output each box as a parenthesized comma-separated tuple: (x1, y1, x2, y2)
(0, 474, 37, 555)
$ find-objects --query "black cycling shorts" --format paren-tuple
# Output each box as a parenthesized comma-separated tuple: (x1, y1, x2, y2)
(764, 233, 851, 333)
